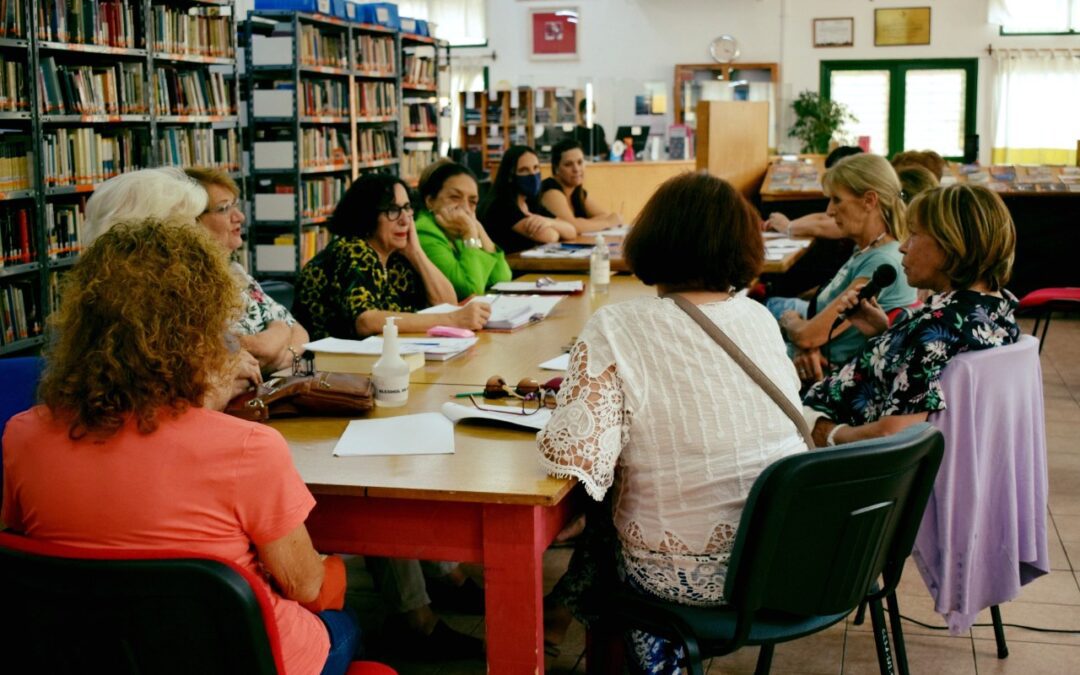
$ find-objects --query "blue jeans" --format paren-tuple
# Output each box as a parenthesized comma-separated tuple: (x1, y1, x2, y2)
(319, 608, 361, 675)
(765, 296, 809, 322)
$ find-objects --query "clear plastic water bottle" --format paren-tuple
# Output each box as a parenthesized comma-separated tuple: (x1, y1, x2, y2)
(590, 233, 610, 295)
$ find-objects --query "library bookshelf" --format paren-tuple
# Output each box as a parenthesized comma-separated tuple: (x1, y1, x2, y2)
(0, 0, 240, 356)
(246, 10, 446, 279)
(458, 87, 580, 175)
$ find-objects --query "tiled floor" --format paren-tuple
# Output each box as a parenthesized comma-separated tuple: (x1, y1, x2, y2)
(351, 315, 1080, 674)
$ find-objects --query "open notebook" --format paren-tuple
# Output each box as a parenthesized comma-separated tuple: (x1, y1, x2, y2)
(421, 295, 563, 331)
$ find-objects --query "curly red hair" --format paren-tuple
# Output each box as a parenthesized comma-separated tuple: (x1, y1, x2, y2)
(39, 218, 242, 438)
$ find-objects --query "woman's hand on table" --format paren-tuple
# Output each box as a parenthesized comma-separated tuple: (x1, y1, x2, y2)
(765, 212, 791, 234)
(836, 287, 890, 337)
(450, 302, 492, 330)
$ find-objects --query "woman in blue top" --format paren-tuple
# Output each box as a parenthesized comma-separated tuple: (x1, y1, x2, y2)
(769, 153, 917, 383)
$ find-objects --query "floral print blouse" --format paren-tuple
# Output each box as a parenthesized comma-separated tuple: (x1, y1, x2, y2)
(231, 262, 297, 336)
(803, 290, 1020, 425)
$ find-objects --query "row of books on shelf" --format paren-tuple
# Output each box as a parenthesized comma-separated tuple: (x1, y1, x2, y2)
(158, 127, 239, 172)
(357, 81, 396, 117)
(37, 0, 143, 49)
(38, 58, 147, 116)
(401, 144, 435, 181)
(0, 0, 24, 38)
(45, 200, 85, 261)
(0, 206, 31, 267)
(302, 79, 348, 117)
(302, 175, 348, 219)
(300, 25, 348, 69)
(0, 278, 41, 346)
(765, 161, 823, 193)
(0, 138, 31, 191)
(357, 128, 395, 163)
(301, 127, 350, 167)
(355, 34, 395, 75)
(401, 52, 435, 88)
(151, 5, 234, 58)
(0, 58, 26, 112)
(404, 102, 437, 134)
(154, 67, 234, 117)
(43, 127, 149, 187)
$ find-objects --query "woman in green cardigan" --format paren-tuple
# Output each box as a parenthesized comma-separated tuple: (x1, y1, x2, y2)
(416, 161, 512, 300)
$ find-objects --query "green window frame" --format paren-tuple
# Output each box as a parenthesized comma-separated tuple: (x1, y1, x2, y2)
(820, 59, 978, 161)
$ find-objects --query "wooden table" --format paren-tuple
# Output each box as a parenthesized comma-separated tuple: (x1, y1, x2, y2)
(276, 274, 650, 673)
(273, 383, 580, 674)
(507, 235, 808, 275)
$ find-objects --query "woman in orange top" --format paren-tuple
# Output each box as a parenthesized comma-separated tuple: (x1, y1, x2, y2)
(1, 218, 358, 675)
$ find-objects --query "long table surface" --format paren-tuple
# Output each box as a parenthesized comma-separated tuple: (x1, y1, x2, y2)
(272, 275, 653, 673)
(506, 233, 809, 275)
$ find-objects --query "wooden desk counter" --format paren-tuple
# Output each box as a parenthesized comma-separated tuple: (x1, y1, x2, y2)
(541, 159, 695, 224)
(272, 382, 581, 673)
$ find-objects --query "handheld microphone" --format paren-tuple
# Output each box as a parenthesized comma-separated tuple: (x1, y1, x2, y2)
(832, 264, 898, 329)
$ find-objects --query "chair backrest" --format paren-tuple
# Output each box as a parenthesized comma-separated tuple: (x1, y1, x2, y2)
(0, 532, 284, 675)
(723, 424, 944, 619)
(0, 356, 43, 438)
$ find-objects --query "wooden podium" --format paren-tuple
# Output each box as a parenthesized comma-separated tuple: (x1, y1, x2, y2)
(695, 101, 769, 197)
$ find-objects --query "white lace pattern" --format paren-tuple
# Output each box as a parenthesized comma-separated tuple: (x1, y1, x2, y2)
(537, 296, 808, 604)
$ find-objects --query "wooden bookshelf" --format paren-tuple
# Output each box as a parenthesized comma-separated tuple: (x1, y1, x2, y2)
(458, 87, 537, 175)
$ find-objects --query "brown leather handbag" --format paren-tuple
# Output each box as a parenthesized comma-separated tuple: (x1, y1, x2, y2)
(226, 371, 375, 423)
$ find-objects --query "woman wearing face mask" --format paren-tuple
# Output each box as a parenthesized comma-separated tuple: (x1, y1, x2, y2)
(415, 160, 512, 300)
(479, 145, 576, 254)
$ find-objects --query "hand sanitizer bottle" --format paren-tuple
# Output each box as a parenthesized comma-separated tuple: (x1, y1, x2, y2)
(373, 317, 409, 407)
(590, 233, 610, 295)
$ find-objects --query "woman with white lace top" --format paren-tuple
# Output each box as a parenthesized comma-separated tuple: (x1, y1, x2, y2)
(537, 171, 809, 673)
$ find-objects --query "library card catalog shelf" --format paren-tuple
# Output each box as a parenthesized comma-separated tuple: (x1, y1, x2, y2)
(0, 0, 241, 356)
(247, 7, 446, 278)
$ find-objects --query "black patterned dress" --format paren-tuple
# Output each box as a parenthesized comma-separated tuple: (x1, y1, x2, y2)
(293, 237, 426, 340)
(803, 290, 1021, 424)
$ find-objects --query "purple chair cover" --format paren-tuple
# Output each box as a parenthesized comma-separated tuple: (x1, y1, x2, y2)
(913, 334, 1049, 634)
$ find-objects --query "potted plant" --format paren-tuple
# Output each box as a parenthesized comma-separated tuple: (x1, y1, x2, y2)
(788, 90, 856, 154)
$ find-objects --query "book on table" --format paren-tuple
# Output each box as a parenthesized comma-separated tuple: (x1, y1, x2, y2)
(421, 295, 564, 331)
(304, 335, 479, 373)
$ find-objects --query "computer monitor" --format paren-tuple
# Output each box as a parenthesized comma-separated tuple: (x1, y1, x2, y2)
(614, 125, 650, 156)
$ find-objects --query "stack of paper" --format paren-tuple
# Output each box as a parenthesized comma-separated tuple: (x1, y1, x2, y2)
(763, 236, 811, 261)
(519, 243, 593, 259)
(305, 335, 478, 366)
(492, 280, 584, 294)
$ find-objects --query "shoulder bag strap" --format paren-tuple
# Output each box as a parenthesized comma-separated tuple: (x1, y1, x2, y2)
(663, 293, 815, 449)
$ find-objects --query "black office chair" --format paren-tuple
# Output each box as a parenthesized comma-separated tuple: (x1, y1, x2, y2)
(588, 424, 944, 675)
(0, 532, 392, 675)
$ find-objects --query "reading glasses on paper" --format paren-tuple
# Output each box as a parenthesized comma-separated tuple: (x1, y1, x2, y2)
(467, 375, 562, 416)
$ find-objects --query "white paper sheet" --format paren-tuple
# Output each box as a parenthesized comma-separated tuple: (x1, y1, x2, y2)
(333, 413, 455, 457)
(492, 281, 583, 293)
(305, 336, 476, 359)
(441, 402, 551, 431)
(539, 353, 570, 371)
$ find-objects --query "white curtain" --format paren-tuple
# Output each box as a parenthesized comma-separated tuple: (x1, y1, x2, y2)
(394, 0, 486, 46)
(988, 0, 1079, 31)
(992, 49, 1080, 164)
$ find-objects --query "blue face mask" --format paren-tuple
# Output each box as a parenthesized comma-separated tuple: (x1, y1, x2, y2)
(515, 172, 541, 198)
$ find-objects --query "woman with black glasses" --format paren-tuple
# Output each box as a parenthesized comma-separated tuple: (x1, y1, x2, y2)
(294, 174, 491, 339)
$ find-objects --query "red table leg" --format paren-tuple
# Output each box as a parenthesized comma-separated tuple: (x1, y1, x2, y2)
(482, 503, 546, 674)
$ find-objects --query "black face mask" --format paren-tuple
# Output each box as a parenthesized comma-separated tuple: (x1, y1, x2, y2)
(515, 173, 541, 198)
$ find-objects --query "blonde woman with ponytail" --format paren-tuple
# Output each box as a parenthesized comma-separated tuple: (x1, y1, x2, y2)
(770, 153, 918, 382)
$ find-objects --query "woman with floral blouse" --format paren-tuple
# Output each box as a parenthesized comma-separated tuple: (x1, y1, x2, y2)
(803, 183, 1020, 447)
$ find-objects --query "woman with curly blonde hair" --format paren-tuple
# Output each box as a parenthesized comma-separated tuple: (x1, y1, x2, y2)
(2, 219, 362, 675)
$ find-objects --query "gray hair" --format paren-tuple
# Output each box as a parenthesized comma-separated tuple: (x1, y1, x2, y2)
(84, 167, 208, 244)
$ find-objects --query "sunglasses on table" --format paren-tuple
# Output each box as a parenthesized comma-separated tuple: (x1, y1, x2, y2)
(467, 375, 563, 416)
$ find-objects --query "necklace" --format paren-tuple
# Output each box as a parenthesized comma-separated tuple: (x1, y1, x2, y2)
(854, 231, 888, 257)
